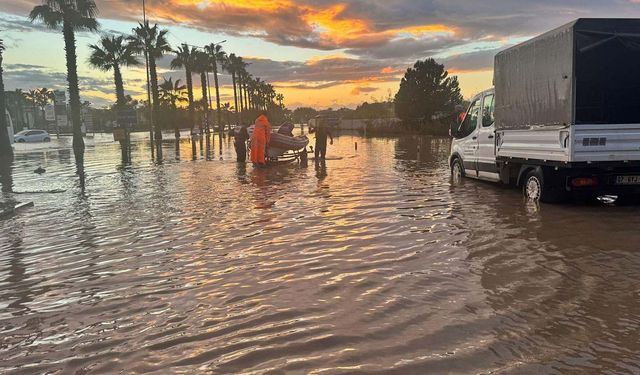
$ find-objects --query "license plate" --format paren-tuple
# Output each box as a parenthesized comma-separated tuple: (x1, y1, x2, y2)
(616, 176, 640, 185)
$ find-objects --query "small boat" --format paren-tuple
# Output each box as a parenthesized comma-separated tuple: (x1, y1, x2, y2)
(241, 123, 309, 159)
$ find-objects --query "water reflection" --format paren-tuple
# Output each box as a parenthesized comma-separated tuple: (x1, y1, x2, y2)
(314, 160, 327, 181)
(0, 157, 13, 193)
(75, 156, 86, 194)
(1, 132, 640, 374)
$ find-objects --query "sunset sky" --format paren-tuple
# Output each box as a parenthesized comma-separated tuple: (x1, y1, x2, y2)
(2, 1, 640, 109)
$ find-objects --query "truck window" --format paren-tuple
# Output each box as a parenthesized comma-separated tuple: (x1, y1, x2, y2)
(482, 94, 495, 127)
(457, 99, 480, 138)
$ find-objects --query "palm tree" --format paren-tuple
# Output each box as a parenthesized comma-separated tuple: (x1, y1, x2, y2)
(88, 35, 139, 107)
(252, 77, 263, 110)
(244, 72, 252, 111)
(30, 0, 99, 161)
(130, 21, 171, 143)
(192, 50, 210, 132)
(159, 77, 187, 138)
(234, 56, 249, 115)
(236, 59, 246, 114)
(204, 43, 225, 132)
(23, 89, 39, 127)
(276, 93, 284, 108)
(35, 88, 54, 126)
(224, 53, 241, 126)
(159, 77, 187, 108)
(171, 44, 198, 133)
(221, 102, 232, 129)
(0, 39, 13, 158)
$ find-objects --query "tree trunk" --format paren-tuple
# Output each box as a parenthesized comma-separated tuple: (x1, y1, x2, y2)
(186, 68, 195, 133)
(113, 63, 126, 107)
(212, 62, 222, 132)
(149, 56, 162, 142)
(232, 72, 239, 126)
(0, 53, 13, 158)
(62, 21, 84, 162)
(173, 104, 180, 139)
(243, 80, 249, 111)
(144, 50, 154, 147)
(199, 72, 207, 133)
(238, 75, 244, 114)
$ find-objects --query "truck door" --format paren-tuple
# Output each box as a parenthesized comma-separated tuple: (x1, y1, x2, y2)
(458, 98, 482, 176)
(476, 93, 499, 181)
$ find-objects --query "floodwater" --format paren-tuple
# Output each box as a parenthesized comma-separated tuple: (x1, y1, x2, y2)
(1, 131, 640, 374)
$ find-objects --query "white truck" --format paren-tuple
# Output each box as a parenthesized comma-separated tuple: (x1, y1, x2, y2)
(450, 18, 640, 203)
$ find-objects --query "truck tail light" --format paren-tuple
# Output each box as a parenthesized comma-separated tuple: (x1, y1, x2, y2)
(571, 177, 599, 187)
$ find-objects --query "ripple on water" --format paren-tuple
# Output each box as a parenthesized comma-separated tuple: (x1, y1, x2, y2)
(1, 133, 640, 374)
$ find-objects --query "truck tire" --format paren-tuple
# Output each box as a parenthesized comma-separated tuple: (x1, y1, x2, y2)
(451, 158, 464, 184)
(523, 169, 566, 203)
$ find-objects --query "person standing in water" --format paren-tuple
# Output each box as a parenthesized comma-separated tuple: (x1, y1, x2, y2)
(234, 124, 249, 162)
(310, 118, 333, 161)
(250, 111, 272, 166)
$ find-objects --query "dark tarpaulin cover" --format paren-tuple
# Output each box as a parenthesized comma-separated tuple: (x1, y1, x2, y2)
(494, 18, 640, 130)
(494, 21, 575, 130)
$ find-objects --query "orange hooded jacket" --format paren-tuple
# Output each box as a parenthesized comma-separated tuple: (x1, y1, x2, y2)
(250, 115, 272, 164)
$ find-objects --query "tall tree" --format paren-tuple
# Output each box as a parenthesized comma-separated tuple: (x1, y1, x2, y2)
(192, 50, 210, 132)
(224, 53, 240, 126)
(26, 88, 55, 126)
(23, 89, 39, 127)
(0, 39, 13, 158)
(242, 71, 251, 111)
(30, 0, 99, 162)
(88, 35, 139, 107)
(171, 44, 198, 133)
(204, 43, 225, 132)
(394, 58, 462, 125)
(130, 21, 171, 143)
(36, 88, 54, 114)
(159, 77, 187, 138)
(235, 56, 248, 114)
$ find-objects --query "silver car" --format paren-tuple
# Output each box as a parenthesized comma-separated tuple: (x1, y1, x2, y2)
(14, 129, 51, 143)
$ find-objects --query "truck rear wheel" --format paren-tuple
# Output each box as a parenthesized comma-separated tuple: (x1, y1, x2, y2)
(523, 169, 567, 203)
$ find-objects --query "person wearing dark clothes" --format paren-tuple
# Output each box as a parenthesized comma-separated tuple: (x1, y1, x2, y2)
(234, 125, 250, 162)
(310, 121, 333, 161)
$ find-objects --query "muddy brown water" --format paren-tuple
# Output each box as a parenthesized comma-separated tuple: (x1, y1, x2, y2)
(1, 132, 640, 374)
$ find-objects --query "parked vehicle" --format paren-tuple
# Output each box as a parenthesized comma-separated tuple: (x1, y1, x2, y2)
(14, 129, 50, 143)
(450, 18, 640, 203)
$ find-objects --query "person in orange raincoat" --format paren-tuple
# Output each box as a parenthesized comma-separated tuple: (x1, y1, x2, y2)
(250, 112, 272, 165)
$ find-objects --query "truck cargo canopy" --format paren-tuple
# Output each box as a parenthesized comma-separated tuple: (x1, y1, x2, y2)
(494, 19, 640, 130)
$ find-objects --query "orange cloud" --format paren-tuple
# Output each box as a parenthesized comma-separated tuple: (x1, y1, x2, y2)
(381, 66, 401, 74)
(130, 0, 456, 50)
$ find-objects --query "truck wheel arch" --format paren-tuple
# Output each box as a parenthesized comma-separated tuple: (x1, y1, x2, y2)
(449, 153, 462, 168)
(516, 165, 540, 187)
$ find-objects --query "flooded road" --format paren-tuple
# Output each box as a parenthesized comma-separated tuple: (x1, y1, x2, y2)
(1, 132, 640, 374)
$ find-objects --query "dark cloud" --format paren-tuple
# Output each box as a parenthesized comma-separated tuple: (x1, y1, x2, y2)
(5, 0, 640, 107)
(347, 36, 463, 61)
(244, 57, 401, 84)
(2, 64, 143, 107)
(439, 48, 503, 72)
(350, 86, 378, 96)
